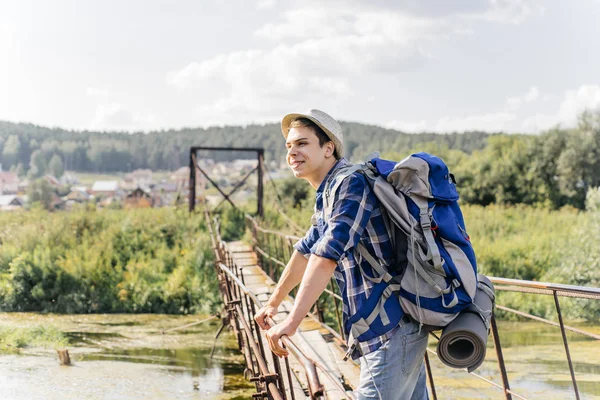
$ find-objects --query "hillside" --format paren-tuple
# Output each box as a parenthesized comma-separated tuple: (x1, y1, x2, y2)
(0, 120, 492, 174)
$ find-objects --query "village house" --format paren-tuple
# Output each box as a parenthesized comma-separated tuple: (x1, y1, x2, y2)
(0, 194, 24, 211)
(63, 187, 93, 209)
(0, 172, 20, 194)
(91, 181, 120, 198)
(124, 187, 154, 208)
(122, 169, 153, 191)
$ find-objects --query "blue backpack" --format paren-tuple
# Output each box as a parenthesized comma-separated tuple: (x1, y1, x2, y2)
(324, 152, 478, 350)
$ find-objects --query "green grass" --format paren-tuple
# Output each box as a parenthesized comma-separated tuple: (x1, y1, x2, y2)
(0, 325, 69, 351)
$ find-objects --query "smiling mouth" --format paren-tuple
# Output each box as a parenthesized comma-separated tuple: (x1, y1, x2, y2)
(290, 161, 304, 169)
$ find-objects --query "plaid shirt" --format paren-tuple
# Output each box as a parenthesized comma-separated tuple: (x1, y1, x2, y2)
(294, 158, 401, 359)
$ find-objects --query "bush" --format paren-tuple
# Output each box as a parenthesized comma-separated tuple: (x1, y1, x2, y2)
(0, 208, 219, 314)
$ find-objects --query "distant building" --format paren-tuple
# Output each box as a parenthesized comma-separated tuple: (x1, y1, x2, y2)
(0, 172, 20, 194)
(92, 181, 120, 197)
(0, 195, 24, 211)
(64, 188, 92, 203)
(124, 188, 154, 208)
(122, 169, 153, 190)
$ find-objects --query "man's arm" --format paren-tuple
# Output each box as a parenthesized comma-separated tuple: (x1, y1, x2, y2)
(254, 250, 309, 330)
(265, 254, 337, 357)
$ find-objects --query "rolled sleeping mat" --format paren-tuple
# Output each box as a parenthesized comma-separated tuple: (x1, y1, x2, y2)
(436, 274, 495, 372)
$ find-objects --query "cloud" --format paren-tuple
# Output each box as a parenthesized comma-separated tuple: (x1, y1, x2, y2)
(89, 103, 156, 132)
(506, 86, 540, 111)
(435, 112, 517, 132)
(166, 1, 544, 126)
(385, 119, 428, 133)
(168, 5, 457, 124)
(472, 0, 545, 24)
(522, 85, 600, 132)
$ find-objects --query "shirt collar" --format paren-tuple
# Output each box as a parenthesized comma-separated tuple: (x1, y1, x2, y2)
(316, 158, 349, 194)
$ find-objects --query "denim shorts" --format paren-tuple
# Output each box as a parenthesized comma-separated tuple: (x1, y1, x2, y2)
(356, 316, 429, 400)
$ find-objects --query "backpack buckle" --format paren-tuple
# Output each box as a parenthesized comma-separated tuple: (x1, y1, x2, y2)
(419, 212, 431, 229)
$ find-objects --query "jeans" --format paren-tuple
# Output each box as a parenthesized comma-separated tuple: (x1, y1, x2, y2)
(355, 316, 429, 400)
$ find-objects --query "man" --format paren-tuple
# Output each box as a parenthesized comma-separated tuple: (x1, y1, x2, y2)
(254, 109, 429, 399)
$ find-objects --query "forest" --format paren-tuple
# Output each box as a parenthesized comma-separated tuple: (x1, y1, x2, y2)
(2, 110, 599, 210)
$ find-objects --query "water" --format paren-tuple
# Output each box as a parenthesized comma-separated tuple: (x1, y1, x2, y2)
(427, 320, 600, 399)
(0, 313, 254, 400)
(1, 314, 598, 399)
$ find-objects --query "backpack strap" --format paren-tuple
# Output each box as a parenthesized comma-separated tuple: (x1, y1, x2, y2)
(418, 206, 444, 272)
(323, 163, 364, 219)
(323, 164, 397, 285)
(343, 282, 402, 361)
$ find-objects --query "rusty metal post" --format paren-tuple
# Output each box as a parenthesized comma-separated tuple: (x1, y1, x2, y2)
(189, 149, 196, 212)
(424, 352, 437, 400)
(553, 291, 580, 400)
(257, 150, 264, 217)
(490, 315, 512, 400)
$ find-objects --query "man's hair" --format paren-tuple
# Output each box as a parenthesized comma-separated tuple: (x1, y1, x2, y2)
(290, 118, 334, 154)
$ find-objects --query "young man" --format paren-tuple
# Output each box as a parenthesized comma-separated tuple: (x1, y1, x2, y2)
(254, 109, 429, 399)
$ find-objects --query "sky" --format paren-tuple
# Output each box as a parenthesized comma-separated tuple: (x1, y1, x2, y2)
(1, 0, 599, 134)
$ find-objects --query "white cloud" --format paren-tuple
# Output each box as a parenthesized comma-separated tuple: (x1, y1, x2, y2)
(522, 85, 600, 132)
(166, 1, 547, 127)
(506, 86, 540, 111)
(435, 112, 517, 132)
(475, 0, 545, 24)
(385, 119, 428, 133)
(523, 86, 539, 102)
(89, 103, 156, 132)
(168, 4, 459, 125)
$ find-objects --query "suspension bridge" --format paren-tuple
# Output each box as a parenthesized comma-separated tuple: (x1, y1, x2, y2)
(191, 146, 600, 399)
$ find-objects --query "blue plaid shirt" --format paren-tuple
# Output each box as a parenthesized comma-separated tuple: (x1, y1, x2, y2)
(294, 158, 401, 359)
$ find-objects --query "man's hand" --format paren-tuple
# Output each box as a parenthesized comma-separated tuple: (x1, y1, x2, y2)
(254, 303, 278, 330)
(265, 317, 299, 357)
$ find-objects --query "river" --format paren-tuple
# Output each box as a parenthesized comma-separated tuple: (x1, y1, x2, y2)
(0, 313, 598, 399)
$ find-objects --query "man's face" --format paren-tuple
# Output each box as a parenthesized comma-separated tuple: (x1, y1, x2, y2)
(285, 126, 333, 181)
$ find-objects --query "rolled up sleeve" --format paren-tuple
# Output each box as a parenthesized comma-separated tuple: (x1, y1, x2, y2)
(294, 224, 319, 258)
(314, 174, 375, 261)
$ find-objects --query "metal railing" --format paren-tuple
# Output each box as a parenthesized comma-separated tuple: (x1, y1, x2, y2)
(206, 210, 354, 399)
(244, 215, 600, 400)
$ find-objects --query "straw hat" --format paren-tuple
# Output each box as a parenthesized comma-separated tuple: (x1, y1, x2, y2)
(281, 109, 344, 158)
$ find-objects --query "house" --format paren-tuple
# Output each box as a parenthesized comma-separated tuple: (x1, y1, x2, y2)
(0, 172, 20, 194)
(91, 181, 120, 197)
(0, 195, 24, 211)
(64, 188, 92, 203)
(122, 169, 153, 190)
(124, 187, 154, 208)
(170, 167, 190, 189)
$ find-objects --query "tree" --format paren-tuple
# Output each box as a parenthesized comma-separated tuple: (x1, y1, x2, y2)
(280, 178, 311, 208)
(27, 179, 55, 210)
(48, 154, 65, 178)
(28, 150, 47, 179)
(2, 135, 21, 169)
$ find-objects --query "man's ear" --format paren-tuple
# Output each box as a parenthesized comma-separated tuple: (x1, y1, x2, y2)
(325, 141, 335, 158)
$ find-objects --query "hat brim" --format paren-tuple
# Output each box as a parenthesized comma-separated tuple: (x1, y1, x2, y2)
(281, 113, 344, 158)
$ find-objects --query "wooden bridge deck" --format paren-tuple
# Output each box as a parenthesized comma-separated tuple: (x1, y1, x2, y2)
(227, 241, 360, 399)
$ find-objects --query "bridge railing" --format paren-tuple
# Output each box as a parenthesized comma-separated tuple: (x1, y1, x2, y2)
(206, 210, 354, 399)
(245, 215, 600, 400)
